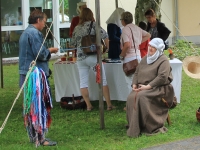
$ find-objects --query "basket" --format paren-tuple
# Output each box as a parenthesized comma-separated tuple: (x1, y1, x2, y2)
(60, 94, 86, 110)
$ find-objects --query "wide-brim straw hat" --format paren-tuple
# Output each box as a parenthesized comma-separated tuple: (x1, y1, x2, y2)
(183, 56, 200, 79)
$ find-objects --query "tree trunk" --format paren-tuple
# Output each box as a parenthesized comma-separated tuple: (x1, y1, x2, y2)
(135, 0, 162, 25)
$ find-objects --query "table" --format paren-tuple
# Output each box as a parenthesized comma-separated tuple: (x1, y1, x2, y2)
(53, 58, 182, 103)
(169, 58, 183, 103)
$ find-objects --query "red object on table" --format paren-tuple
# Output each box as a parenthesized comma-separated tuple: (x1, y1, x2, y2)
(168, 49, 173, 54)
(96, 64, 101, 84)
(61, 57, 66, 61)
(68, 57, 73, 61)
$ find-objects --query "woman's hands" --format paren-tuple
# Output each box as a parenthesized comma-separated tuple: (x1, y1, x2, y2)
(132, 84, 152, 92)
(49, 47, 59, 53)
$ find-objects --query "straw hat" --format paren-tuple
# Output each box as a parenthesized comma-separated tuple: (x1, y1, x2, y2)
(183, 56, 200, 79)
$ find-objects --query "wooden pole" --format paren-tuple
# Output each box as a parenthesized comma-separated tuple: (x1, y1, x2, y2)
(115, 0, 118, 8)
(0, 0, 3, 88)
(95, 0, 104, 129)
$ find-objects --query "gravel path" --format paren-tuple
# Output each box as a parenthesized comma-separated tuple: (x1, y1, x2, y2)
(142, 136, 200, 150)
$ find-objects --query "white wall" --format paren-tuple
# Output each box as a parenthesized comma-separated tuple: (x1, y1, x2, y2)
(160, 0, 174, 39)
(87, 0, 137, 31)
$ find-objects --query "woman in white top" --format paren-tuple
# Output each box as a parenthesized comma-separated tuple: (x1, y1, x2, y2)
(120, 11, 151, 93)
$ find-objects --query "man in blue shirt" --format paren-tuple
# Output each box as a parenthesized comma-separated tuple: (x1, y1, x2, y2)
(19, 9, 58, 146)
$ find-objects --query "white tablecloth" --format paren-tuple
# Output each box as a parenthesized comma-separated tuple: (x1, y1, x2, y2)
(54, 58, 182, 103)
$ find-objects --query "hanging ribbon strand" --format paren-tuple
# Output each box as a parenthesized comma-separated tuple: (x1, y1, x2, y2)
(23, 67, 53, 147)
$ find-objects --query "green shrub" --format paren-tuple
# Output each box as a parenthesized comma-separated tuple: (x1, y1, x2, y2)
(169, 40, 200, 61)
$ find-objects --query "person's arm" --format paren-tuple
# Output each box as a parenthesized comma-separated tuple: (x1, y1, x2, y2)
(30, 32, 52, 61)
(158, 22, 171, 41)
(120, 42, 130, 57)
(138, 84, 152, 90)
(120, 28, 130, 58)
(148, 58, 171, 87)
(94, 22, 109, 48)
(69, 17, 79, 38)
(104, 38, 109, 48)
(70, 27, 77, 48)
(49, 47, 58, 53)
(141, 30, 151, 43)
(145, 39, 150, 53)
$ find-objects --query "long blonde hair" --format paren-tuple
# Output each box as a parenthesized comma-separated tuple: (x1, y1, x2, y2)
(79, 8, 94, 25)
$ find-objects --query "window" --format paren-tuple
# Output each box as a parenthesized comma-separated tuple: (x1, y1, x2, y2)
(2, 31, 22, 58)
(59, 0, 70, 23)
(1, 0, 22, 26)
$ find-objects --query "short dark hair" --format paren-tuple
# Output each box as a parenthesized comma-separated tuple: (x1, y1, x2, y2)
(144, 9, 156, 17)
(139, 21, 147, 30)
(28, 9, 47, 24)
(121, 11, 133, 24)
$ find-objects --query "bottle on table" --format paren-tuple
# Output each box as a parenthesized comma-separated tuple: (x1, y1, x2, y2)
(73, 50, 77, 62)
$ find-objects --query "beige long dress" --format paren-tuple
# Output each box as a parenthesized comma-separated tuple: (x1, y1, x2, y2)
(126, 54, 174, 137)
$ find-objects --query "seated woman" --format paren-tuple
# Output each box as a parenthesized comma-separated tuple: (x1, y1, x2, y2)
(126, 38, 174, 137)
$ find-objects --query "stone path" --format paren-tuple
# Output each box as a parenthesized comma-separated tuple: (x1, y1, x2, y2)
(143, 136, 200, 150)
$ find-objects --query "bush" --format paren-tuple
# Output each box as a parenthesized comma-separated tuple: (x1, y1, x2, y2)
(169, 40, 200, 61)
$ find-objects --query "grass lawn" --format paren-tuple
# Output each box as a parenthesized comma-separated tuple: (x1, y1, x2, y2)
(0, 60, 200, 150)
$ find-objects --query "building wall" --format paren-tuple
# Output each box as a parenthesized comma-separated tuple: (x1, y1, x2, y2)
(178, 0, 200, 44)
(160, 0, 174, 44)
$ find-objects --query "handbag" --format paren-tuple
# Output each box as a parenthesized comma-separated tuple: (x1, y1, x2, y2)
(60, 94, 86, 110)
(81, 21, 107, 55)
(123, 59, 138, 76)
(123, 27, 138, 76)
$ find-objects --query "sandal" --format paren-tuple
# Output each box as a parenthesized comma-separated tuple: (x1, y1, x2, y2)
(40, 139, 57, 146)
(87, 106, 94, 111)
(123, 107, 126, 111)
(107, 105, 116, 111)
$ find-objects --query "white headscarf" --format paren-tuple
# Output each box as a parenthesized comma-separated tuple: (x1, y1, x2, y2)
(147, 38, 165, 64)
(76, 2, 87, 15)
(106, 8, 125, 27)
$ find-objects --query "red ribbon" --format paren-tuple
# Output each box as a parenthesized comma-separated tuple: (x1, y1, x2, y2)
(96, 64, 101, 84)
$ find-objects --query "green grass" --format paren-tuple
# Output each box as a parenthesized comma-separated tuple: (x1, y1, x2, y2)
(1, 60, 200, 150)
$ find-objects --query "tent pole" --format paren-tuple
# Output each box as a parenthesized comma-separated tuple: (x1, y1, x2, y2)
(115, 0, 118, 8)
(0, 0, 3, 88)
(95, 0, 105, 129)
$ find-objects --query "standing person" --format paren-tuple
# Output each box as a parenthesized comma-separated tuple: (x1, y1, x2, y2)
(145, 8, 171, 50)
(69, 2, 87, 37)
(106, 8, 125, 60)
(138, 21, 150, 58)
(126, 38, 174, 137)
(120, 11, 150, 94)
(19, 9, 58, 146)
(71, 8, 115, 111)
